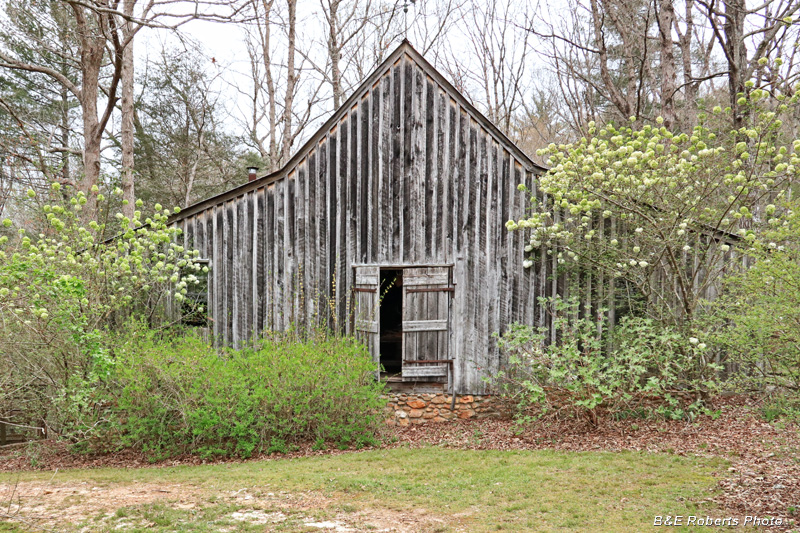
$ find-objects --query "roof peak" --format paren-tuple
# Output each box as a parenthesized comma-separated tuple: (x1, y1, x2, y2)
(171, 37, 542, 221)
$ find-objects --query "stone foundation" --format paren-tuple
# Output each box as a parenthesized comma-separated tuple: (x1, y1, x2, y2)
(384, 393, 505, 426)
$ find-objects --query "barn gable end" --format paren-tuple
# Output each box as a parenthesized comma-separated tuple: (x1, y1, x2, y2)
(170, 41, 555, 395)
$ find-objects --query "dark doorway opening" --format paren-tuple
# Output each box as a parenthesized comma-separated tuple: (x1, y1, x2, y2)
(379, 269, 403, 374)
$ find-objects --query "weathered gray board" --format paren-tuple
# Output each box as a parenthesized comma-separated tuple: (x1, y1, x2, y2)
(170, 41, 554, 395)
(401, 266, 452, 372)
(402, 365, 449, 378)
(353, 265, 380, 358)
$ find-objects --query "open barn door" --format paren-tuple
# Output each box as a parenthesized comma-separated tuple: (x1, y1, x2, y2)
(353, 266, 380, 363)
(401, 266, 453, 382)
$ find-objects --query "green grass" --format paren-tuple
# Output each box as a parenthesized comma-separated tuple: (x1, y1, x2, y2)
(0, 447, 727, 532)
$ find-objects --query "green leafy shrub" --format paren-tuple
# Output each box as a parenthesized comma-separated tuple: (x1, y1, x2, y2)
(493, 296, 718, 423)
(105, 325, 384, 460)
(705, 199, 800, 405)
(0, 185, 203, 437)
(757, 395, 800, 423)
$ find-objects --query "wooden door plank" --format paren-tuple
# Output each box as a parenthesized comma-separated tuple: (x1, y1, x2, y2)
(353, 265, 380, 362)
(402, 265, 453, 369)
(403, 365, 448, 378)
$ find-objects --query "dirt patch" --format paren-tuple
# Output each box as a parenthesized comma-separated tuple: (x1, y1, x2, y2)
(0, 480, 457, 532)
(0, 480, 202, 528)
(224, 490, 453, 533)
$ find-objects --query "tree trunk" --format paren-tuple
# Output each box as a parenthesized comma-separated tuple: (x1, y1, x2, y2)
(71, 2, 122, 220)
(263, 0, 278, 170)
(281, 0, 297, 164)
(723, 0, 746, 130)
(60, 85, 71, 184)
(79, 40, 104, 218)
(588, 0, 632, 119)
(677, 0, 698, 130)
(252, 0, 279, 170)
(120, 0, 136, 220)
(327, 0, 343, 109)
(656, 0, 677, 129)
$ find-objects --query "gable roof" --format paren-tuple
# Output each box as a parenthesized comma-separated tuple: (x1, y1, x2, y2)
(173, 40, 544, 221)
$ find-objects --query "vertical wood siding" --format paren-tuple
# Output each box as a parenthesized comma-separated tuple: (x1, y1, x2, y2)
(172, 51, 551, 394)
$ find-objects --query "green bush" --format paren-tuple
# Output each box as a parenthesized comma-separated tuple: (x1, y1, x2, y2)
(493, 296, 718, 423)
(105, 326, 384, 460)
(706, 199, 800, 397)
(758, 394, 800, 423)
(0, 185, 203, 437)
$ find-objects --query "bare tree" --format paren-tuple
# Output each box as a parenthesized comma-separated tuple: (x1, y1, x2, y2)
(528, 0, 680, 131)
(295, 0, 462, 137)
(244, 0, 279, 170)
(528, 0, 800, 134)
(512, 85, 571, 163)
(0, 0, 245, 218)
(120, 0, 137, 219)
(281, 0, 298, 164)
(319, 0, 372, 110)
(240, 0, 324, 171)
(438, 0, 532, 135)
(698, 0, 800, 129)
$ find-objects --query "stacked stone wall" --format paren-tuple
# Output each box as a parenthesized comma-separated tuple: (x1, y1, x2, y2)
(384, 393, 505, 426)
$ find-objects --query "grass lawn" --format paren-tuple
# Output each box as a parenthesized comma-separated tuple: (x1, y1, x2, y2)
(0, 447, 726, 532)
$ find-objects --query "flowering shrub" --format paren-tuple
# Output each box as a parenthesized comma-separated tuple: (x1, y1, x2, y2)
(0, 184, 204, 437)
(493, 297, 719, 423)
(508, 92, 800, 330)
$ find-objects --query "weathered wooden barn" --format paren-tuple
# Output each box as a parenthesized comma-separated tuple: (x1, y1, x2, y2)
(170, 41, 554, 395)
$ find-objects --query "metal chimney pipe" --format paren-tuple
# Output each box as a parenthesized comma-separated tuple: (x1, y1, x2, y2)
(247, 166, 259, 182)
